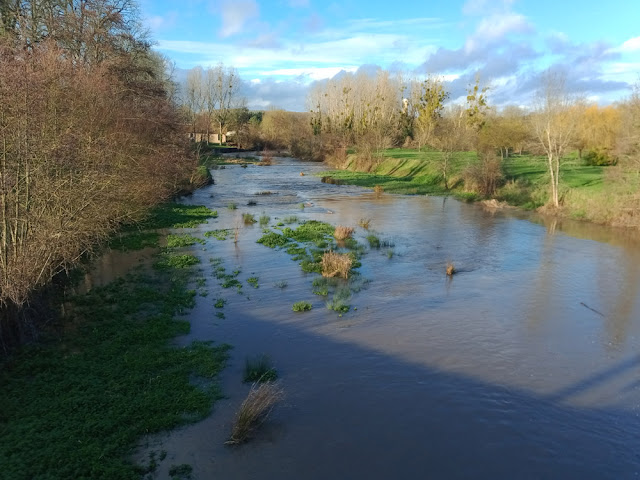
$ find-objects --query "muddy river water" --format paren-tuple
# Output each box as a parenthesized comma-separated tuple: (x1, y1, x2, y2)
(95, 157, 640, 478)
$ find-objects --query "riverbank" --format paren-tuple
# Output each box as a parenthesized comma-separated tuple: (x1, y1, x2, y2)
(321, 149, 640, 228)
(0, 203, 229, 479)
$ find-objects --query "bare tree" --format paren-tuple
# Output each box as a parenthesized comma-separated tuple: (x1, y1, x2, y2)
(208, 62, 241, 143)
(531, 70, 577, 208)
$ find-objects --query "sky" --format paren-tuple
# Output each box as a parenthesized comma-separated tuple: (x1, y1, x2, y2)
(141, 0, 640, 111)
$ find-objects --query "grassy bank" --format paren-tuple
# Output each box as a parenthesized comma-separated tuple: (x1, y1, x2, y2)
(320, 149, 639, 227)
(0, 203, 229, 479)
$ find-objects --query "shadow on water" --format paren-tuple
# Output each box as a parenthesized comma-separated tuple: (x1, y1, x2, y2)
(147, 308, 640, 480)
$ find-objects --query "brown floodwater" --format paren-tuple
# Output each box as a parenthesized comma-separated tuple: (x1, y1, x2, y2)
(93, 156, 640, 479)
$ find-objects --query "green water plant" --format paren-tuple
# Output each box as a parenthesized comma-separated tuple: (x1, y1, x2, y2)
(243, 354, 278, 383)
(292, 301, 312, 312)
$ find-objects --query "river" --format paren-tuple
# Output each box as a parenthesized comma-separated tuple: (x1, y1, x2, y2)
(101, 156, 640, 479)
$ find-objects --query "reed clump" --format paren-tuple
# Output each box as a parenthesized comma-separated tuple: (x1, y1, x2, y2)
(373, 185, 384, 196)
(359, 218, 371, 229)
(226, 382, 284, 445)
(321, 251, 352, 279)
(333, 225, 355, 240)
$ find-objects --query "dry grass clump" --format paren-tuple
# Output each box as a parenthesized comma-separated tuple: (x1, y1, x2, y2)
(446, 262, 456, 276)
(333, 225, 355, 240)
(321, 251, 352, 279)
(373, 185, 384, 196)
(226, 382, 284, 445)
(359, 218, 371, 229)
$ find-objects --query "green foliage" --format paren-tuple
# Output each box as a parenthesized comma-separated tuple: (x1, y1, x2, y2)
(243, 355, 278, 383)
(166, 234, 205, 248)
(141, 203, 218, 229)
(154, 253, 201, 270)
(110, 231, 160, 251)
(282, 216, 299, 224)
(0, 269, 228, 479)
(247, 277, 259, 288)
(257, 231, 289, 248)
(214, 298, 226, 308)
(292, 301, 312, 312)
(583, 149, 618, 166)
(366, 234, 381, 248)
(227, 203, 237, 210)
(273, 280, 288, 289)
(204, 229, 232, 241)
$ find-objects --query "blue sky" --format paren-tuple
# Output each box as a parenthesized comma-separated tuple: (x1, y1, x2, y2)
(142, 0, 640, 111)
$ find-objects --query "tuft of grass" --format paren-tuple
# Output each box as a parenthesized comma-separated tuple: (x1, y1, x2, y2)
(259, 214, 270, 227)
(283, 216, 298, 224)
(299, 202, 305, 210)
(292, 301, 312, 312)
(247, 277, 259, 288)
(321, 251, 352, 279)
(242, 213, 257, 224)
(243, 354, 278, 383)
(373, 184, 384, 196)
(166, 233, 205, 248)
(446, 262, 456, 276)
(366, 234, 381, 249)
(334, 225, 355, 240)
(227, 202, 237, 210)
(226, 382, 284, 445)
(358, 218, 371, 229)
(215, 312, 226, 319)
(387, 249, 394, 259)
(273, 280, 288, 289)
(214, 298, 226, 308)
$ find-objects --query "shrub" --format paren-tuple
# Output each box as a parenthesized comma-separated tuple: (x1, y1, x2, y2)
(333, 225, 355, 240)
(463, 151, 503, 197)
(584, 148, 618, 166)
(226, 382, 284, 445)
(292, 301, 312, 312)
(321, 251, 352, 279)
(244, 355, 278, 383)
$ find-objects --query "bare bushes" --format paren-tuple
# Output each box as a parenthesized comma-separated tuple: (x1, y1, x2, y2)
(321, 251, 352, 279)
(464, 151, 504, 197)
(227, 382, 284, 445)
(0, 38, 193, 347)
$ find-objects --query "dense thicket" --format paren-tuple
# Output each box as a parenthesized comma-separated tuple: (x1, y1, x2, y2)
(0, 0, 196, 349)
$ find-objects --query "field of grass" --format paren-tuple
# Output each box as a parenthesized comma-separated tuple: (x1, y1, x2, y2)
(321, 148, 619, 213)
(0, 205, 229, 479)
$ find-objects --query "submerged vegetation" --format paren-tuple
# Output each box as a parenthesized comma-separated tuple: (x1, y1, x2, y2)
(292, 301, 313, 312)
(244, 354, 278, 383)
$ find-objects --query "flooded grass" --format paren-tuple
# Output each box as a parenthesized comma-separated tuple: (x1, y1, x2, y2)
(153, 253, 201, 270)
(227, 202, 237, 210)
(140, 203, 218, 229)
(259, 214, 270, 227)
(110, 231, 160, 251)
(247, 277, 259, 288)
(334, 225, 355, 240)
(226, 382, 284, 445)
(366, 234, 381, 248)
(359, 218, 371, 229)
(242, 213, 257, 225)
(166, 233, 205, 248)
(243, 354, 278, 383)
(273, 280, 288, 289)
(292, 301, 312, 312)
(204, 229, 232, 241)
(0, 267, 229, 479)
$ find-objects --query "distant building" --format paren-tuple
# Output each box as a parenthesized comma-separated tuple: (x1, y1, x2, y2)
(188, 132, 227, 144)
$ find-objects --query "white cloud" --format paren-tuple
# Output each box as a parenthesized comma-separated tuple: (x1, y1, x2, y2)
(259, 66, 358, 80)
(144, 12, 177, 32)
(618, 36, 640, 53)
(465, 12, 533, 53)
(215, 0, 259, 38)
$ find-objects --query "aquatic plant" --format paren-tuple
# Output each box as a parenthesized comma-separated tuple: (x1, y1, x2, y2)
(334, 225, 355, 240)
(273, 280, 288, 289)
(292, 301, 312, 312)
(166, 234, 205, 248)
(321, 251, 352, 279)
(373, 185, 384, 196)
(446, 262, 456, 276)
(359, 218, 371, 229)
(227, 202, 237, 210)
(243, 354, 278, 383)
(259, 214, 270, 227)
(247, 277, 259, 288)
(243, 213, 256, 224)
(226, 382, 284, 445)
(366, 234, 381, 249)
